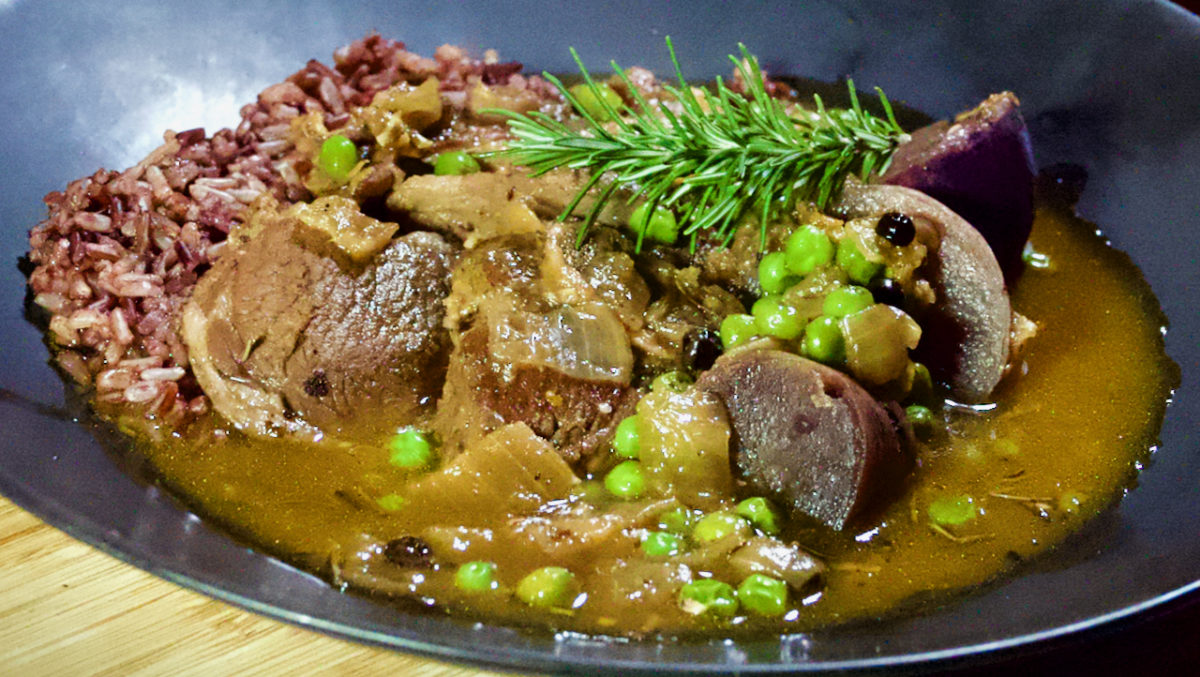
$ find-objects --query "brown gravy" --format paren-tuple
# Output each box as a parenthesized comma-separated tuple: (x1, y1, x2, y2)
(123, 194, 1176, 636)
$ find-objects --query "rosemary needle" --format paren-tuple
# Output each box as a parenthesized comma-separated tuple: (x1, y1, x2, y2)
(486, 38, 910, 250)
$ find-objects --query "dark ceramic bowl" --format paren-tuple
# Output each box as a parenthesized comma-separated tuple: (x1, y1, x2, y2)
(2, 1, 1197, 673)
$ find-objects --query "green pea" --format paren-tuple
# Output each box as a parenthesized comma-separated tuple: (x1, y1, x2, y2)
(907, 362, 935, 406)
(719, 313, 758, 350)
(375, 493, 405, 511)
(906, 404, 935, 441)
(758, 252, 799, 295)
(735, 497, 781, 535)
(455, 561, 498, 592)
(822, 285, 874, 318)
(568, 82, 623, 121)
(611, 415, 641, 459)
(641, 531, 684, 557)
(388, 428, 434, 469)
(693, 511, 750, 544)
(752, 296, 804, 341)
(836, 238, 883, 284)
(737, 573, 789, 616)
(651, 370, 694, 394)
(678, 579, 739, 617)
(516, 566, 576, 608)
(318, 134, 358, 182)
(801, 315, 845, 364)
(604, 460, 646, 499)
(629, 202, 679, 244)
(657, 507, 696, 535)
(433, 150, 481, 175)
(784, 224, 835, 275)
(928, 494, 976, 526)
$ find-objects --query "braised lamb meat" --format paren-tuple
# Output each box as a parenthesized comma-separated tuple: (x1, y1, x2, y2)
(432, 232, 640, 470)
(182, 201, 456, 437)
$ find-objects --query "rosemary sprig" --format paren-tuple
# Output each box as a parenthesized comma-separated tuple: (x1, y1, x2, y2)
(487, 38, 909, 250)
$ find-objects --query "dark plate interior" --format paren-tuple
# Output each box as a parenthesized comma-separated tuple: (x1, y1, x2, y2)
(1, 1, 1198, 673)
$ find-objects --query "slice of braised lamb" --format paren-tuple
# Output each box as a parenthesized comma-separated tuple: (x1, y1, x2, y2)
(385, 169, 545, 246)
(433, 228, 641, 471)
(836, 183, 1012, 403)
(697, 349, 912, 531)
(182, 199, 455, 437)
(881, 92, 1036, 279)
(432, 302, 640, 472)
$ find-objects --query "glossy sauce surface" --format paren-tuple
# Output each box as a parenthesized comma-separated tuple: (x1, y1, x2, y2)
(128, 196, 1175, 636)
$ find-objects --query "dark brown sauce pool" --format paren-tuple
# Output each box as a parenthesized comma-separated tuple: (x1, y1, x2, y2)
(120, 195, 1176, 637)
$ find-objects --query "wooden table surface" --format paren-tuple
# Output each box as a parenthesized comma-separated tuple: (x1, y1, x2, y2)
(0, 497, 517, 677)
